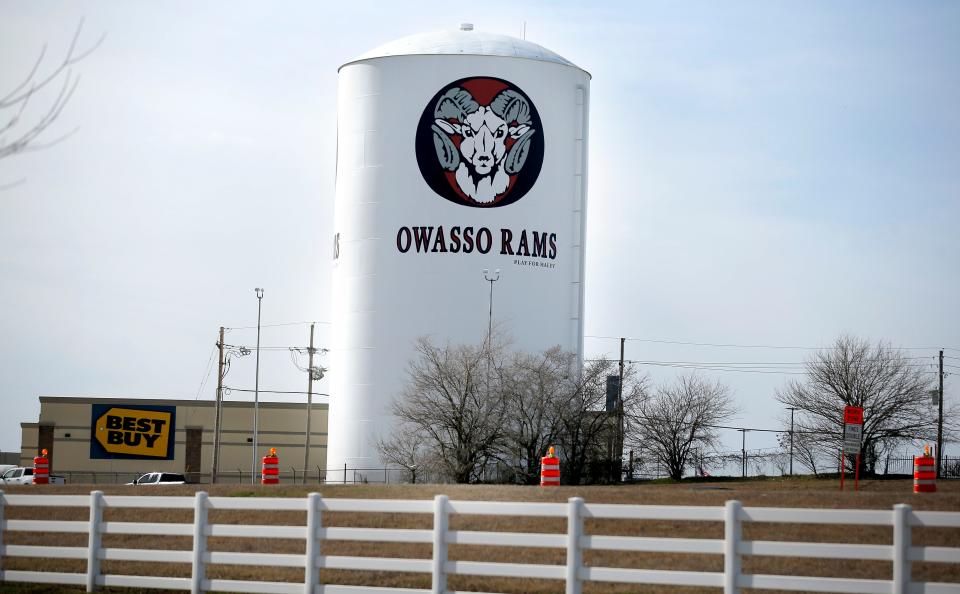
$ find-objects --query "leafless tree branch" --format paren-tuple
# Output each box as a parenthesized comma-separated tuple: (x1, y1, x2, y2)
(0, 18, 104, 168)
(775, 335, 940, 474)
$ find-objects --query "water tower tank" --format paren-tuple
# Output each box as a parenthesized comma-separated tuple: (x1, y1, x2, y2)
(328, 25, 591, 481)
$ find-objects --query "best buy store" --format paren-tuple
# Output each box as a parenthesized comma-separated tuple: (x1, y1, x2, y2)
(17, 396, 328, 483)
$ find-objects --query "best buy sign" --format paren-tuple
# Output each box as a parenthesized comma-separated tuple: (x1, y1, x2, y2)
(90, 404, 176, 459)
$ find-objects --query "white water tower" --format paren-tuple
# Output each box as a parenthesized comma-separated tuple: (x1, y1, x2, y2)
(327, 25, 591, 481)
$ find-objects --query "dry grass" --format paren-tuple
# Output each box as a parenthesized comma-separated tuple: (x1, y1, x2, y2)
(2, 477, 958, 594)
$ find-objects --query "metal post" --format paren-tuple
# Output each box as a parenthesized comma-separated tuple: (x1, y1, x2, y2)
(303, 323, 315, 484)
(431, 494, 449, 594)
(483, 269, 500, 349)
(212, 327, 225, 484)
(86, 490, 103, 592)
(191, 491, 208, 594)
(787, 407, 797, 476)
(893, 503, 911, 594)
(739, 430, 748, 478)
(305, 492, 321, 594)
(724, 500, 742, 594)
(251, 288, 263, 484)
(937, 350, 944, 479)
(566, 497, 584, 594)
(483, 269, 500, 403)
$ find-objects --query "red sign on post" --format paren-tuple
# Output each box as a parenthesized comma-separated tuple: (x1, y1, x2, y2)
(844, 406, 863, 425)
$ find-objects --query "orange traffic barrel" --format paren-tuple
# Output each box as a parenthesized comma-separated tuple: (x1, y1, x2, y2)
(540, 446, 560, 487)
(261, 448, 279, 485)
(33, 449, 50, 485)
(914, 453, 936, 493)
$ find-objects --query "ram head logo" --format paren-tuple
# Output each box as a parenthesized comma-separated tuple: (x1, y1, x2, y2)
(429, 85, 538, 205)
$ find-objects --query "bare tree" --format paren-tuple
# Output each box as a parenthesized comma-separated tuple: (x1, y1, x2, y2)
(776, 429, 821, 476)
(375, 422, 432, 484)
(556, 358, 647, 485)
(390, 336, 508, 483)
(499, 347, 573, 484)
(629, 374, 736, 481)
(776, 335, 937, 475)
(1, 19, 104, 186)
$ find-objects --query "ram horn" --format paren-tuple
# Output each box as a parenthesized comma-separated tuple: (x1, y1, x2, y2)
(434, 87, 479, 121)
(489, 89, 531, 125)
(431, 123, 460, 171)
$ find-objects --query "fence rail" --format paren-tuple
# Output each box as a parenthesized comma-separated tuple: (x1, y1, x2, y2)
(1, 491, 958, 594)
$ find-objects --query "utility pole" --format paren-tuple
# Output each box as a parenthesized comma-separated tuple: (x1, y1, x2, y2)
(617, 337, 625, 483)
(739, 429, 748, 478)
(937, 349, 944, 479)
(787, 407, 798, 477)
(303, 323, 315, 484)
(211, 326, 225, 484)
(251, 288, 264, 485)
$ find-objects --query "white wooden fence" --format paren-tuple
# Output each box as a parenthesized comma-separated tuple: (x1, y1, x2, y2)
(1, 490, 958, 594)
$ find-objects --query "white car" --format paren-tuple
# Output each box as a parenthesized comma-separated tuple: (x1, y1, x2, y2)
(0, 467, 66, 485)
(128, 472, 187, 485)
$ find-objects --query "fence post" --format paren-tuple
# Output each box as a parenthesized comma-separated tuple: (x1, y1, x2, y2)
(431, 494, 449, 594)
(87, 490, 104, 592)
(305, 493, 321, 594)
(1, 490, 5, 577)
(191, 491, 208, 594)
(566, 497, 584, 594)
(893, 503, 911, 594)
(724, 500, 742, 594)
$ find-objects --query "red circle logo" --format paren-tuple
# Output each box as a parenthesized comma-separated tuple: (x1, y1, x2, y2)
(416, 77, 544, 208)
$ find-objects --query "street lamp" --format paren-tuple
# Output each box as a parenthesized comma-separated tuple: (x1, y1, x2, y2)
(482, 269, 500, 417)
(251, 287, 264, 484)
(482, 269, 500, 352)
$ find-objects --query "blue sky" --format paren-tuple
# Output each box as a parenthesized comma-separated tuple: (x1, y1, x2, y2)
(1, 1, 957, 462)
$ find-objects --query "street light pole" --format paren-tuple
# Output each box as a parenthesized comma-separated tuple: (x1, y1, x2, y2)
(482, 269, 500, 413)
(251, 287, 264, 484)
(483, 269, 500, 352)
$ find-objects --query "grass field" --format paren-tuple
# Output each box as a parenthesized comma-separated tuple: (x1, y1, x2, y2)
(2, 477, 958, 594)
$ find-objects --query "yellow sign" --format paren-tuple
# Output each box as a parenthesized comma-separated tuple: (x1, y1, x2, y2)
(94, 407, 172, 457)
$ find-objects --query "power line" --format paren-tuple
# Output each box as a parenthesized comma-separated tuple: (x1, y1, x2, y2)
(584, 358, 936, 376)
(194, 345, 217, 401)
(222, 343, 325, 352)
(223, 386, 330, 396)
(225, 321, 330, 331)
(605, 357, 933, 366)
(584, 335, 951, 351)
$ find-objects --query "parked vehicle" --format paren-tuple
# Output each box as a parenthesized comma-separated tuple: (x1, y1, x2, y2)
(0, 467, 66, 485)
(128, 472, 187, 485)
